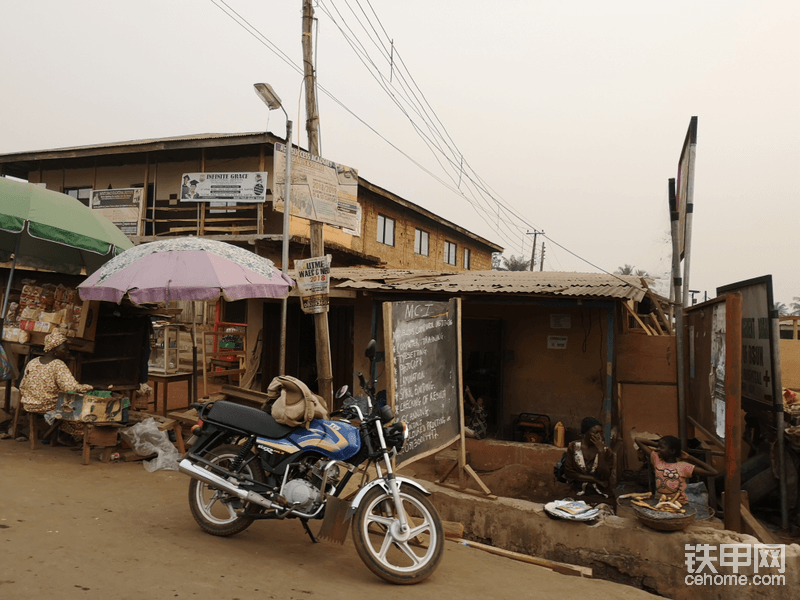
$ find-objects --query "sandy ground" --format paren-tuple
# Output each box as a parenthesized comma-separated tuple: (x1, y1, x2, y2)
(0, 436, 661, 600)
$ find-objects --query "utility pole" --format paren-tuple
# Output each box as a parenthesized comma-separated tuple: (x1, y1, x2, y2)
(302, 0, 333, 406)
(526, 229, 543, 271)
(539, 242, 545, 271)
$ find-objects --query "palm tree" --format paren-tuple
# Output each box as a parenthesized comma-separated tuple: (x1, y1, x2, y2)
(615, 264, 649, 277)
(774, 302, 789, 317)
(792, 296, 800, 316)
(497, 255, 531, 271)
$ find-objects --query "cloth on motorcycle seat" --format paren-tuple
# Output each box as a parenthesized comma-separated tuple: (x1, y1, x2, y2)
(208, 400, 295, 439)
(264, 375, 328, 429)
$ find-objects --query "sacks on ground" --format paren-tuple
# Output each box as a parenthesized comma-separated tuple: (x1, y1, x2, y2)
(264, 375, 328, 429)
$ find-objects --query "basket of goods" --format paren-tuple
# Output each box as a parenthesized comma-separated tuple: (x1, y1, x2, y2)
(627, 492, 697, 531)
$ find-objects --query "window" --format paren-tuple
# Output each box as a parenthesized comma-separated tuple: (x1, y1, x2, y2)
(377, 214, 395, 246)
(414, 228, 429, 256)
(65, 186, 92, 207)
(463, 248, 471, 270)
(444, 241, 457, 266)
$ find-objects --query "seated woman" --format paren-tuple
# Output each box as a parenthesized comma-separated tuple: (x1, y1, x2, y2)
(563, 417, 616, 504)
(20, 330, 93, 442)
(634, 435, 718, 504)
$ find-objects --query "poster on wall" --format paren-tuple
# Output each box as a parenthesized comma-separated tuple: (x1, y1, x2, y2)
(717, 275, 781, 409)
(273, 143, 360, 231)
(90, 188, 143, 236)
(295, 255, 331, 314)
(179, 172, 267, 203)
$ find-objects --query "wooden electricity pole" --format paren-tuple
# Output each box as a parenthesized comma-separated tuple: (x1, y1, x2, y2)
(302, 0, 333, 406)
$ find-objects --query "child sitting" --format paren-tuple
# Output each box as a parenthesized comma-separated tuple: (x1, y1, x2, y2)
(634, 435, 718, 503)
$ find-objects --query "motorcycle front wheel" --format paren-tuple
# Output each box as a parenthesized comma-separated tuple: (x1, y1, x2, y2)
(352, 483, 444, 585)
(188, 443, 266, 537)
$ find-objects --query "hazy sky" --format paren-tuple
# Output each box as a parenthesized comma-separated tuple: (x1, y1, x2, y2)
(1, 1, 797, 306)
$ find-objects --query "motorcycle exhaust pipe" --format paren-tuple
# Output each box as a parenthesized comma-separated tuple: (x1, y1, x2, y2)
(178, 458, 275, 511)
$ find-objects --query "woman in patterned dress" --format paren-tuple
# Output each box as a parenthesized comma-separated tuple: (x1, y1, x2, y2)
(563, 417, 617, 504)
(20, 330, 93, 441)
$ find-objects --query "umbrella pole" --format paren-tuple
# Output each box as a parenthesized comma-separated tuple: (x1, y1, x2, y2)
(1, 236, 21, 321)
(191, 301, 198, 403)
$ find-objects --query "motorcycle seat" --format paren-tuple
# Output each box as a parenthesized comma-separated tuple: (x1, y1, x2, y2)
(207, 400, 296, 439)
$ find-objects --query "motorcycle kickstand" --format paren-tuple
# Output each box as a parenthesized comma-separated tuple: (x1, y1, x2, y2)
(300, 518, 319, 543)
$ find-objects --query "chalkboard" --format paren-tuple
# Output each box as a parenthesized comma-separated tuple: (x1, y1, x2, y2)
(384, 298, 461, 469)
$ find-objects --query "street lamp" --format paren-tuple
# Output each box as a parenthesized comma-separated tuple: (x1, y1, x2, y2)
(254, 82, 293, 375)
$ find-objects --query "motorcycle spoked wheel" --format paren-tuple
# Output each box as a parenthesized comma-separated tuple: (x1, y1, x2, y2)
(188, 444, 266, 537)
(352, 483, 444, 584)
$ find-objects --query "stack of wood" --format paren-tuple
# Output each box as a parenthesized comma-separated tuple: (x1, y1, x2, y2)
(622, 279, 674, 336)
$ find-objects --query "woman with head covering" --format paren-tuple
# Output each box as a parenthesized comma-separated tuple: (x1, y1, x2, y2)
(562, 416, 616, 503)
(20, 330, 93, 441)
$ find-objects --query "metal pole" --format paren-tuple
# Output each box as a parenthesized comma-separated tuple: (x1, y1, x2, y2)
(771, 313, 789, 529)
(669, 179, 688, 449)
(279, 120, 293, 376)
(1, 235, 21, 321)
(539, 242, 545, 271)
(527, 230, 538, 271)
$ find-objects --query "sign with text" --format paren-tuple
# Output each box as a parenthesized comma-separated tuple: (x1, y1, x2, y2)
(295, 255, 331, 314)
(384, 299, 461, 469)
(90, 188, 143, 236)
(273, 143, 360, 230)
(717, 275, 781, 408)
(179, 172, 267, 203)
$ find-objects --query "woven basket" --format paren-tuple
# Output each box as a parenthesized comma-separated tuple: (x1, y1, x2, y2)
(131, 390, 152, 410)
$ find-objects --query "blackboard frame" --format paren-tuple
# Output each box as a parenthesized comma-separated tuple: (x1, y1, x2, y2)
(383, 298, 464, 470)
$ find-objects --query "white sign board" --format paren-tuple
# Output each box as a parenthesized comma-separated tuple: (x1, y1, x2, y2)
(180, 172, 267, 203)
(90, 188, 143, 236)
(273, 143, 360, 230)
(295, 255, 331, 314)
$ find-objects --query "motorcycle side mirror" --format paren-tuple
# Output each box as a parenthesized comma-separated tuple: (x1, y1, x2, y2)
(365, 339, 377, 360)
(335, 385, 349, 400)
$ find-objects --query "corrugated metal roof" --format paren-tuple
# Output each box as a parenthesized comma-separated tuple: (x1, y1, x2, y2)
(0, 132, 272, 158)
(329, 268, 650, 301)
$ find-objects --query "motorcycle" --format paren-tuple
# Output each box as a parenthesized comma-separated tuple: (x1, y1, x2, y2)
(178, 340, 444, 585)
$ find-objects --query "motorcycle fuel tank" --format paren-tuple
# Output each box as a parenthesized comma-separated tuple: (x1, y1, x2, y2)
(256, 419, 361, 461)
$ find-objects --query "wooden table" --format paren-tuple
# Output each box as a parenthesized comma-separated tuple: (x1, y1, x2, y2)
(149, 371, 193, 417)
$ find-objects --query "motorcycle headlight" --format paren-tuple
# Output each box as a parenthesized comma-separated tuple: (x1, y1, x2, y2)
(384, 421, 408, 451)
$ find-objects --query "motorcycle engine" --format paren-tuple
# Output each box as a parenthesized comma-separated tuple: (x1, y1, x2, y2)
(282, 479, 319, 512)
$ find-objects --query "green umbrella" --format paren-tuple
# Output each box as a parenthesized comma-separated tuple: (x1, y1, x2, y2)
(0, 177, 134, 318)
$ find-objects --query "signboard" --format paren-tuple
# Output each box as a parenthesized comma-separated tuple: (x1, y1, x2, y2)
(717, 275, 781, 409)
(179, 172, 267, 203)
(90, 188, 143, 236)
(384, 299, 461, 469)
(675, 117, 698, 259)
(273, 143, 360, 230)
(295, 255, 331, 314)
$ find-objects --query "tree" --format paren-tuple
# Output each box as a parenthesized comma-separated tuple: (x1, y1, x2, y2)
(774, 302, 789, 317)
(792, 296, 800, 316)
(497, 255, 531, 271)
(615, 264, 649, 277)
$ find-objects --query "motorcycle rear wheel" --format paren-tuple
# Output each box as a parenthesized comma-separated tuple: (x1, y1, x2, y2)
(352, 483, 444, 585)
(188, 443, 266, 537)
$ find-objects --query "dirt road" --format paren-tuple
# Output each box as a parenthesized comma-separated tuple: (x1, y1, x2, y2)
(0, 440, 657, 600)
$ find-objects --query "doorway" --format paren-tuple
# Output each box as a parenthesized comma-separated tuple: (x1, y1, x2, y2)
(461, 318, 503, 437)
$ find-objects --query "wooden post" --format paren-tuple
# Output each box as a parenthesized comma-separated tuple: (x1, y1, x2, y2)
(302, 0, 332, 406)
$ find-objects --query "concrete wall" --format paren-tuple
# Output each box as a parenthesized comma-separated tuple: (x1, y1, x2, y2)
(427, 481, 799, 600)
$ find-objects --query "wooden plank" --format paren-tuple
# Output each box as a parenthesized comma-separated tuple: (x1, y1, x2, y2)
(452, 538, 592, 578)
(641, 277, 673, 334)
(623, 302, 653, 336)
(648, 313, 664, 335)
(740, 503, 777, 544)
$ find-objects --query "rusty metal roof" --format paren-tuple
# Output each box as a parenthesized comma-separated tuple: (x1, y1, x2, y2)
(330, 268, 650, 301)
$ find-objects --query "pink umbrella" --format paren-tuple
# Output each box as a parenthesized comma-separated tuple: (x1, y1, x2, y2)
(77, 237, 293, 304)
(77, 238, 294, 403)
